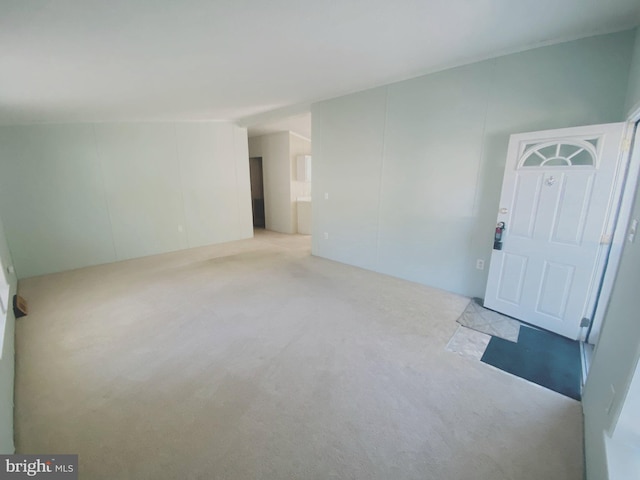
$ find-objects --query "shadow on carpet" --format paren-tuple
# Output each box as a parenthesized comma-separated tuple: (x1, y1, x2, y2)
(481, 326, 582, 401)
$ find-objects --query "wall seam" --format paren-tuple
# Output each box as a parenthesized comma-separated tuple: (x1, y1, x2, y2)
(374, 86, 390, 267)
(233, 125, 243, 238)
(172, 123, 191, 249)
(91, 125, 119, 261)
(470, 59, 497, 217)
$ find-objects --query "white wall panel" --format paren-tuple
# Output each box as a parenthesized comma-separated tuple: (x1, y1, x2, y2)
(0, 125, 116, 277)
(234, 126, 254, 240)
(94, 123, 185, 260)
(176, 123, 248, 248)
(0, 122, 252, 277)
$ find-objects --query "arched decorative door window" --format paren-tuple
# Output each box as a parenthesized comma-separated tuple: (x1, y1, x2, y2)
(518, 139, 598, 168)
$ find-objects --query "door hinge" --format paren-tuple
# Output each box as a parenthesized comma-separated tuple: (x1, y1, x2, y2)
(580, 317, 592, 328)
(622, 137, 632, 153)
(600, 234, 612, 245)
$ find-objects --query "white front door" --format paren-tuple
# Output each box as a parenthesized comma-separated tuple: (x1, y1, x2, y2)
(484, 123, 626, 340)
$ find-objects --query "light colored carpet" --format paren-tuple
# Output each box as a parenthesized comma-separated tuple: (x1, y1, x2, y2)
(14, 231, 583, 479)
(457, 300, 521, 342)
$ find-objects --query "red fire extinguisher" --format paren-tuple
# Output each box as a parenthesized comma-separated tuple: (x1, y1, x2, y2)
(494, 222, 505, 250)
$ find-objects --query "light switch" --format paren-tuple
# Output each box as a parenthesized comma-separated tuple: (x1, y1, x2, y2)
(629, 219, 638, 243)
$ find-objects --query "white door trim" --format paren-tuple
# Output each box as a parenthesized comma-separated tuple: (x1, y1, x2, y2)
(588, 110, 640, 344)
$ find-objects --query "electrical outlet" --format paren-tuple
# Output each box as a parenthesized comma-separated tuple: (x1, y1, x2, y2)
(324, 192, 329, 200)
(476, 259, 485, 270)
(324, 232, 329, 240)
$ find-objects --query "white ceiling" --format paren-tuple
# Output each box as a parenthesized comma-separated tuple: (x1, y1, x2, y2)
(1, 0, 639, 127)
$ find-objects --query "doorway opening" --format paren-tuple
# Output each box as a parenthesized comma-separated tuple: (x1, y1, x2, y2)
(249, 157, 265, 228)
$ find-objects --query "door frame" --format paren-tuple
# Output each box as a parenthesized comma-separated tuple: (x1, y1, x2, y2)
(589, 111, 640, 344)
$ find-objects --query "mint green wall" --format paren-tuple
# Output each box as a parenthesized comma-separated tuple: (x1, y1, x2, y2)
(0, 125, 115, 276)
(312, 88, 388, 267)
(312, 30, 635, 297)
(625, 27, 640, 115)
(0, 215, 17, 453)
(0, 122, 252, 278)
